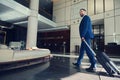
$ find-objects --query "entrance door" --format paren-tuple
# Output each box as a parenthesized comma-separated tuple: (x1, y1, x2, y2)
(92, 24, 104, 52)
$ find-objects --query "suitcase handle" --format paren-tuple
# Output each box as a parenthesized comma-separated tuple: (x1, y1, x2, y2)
(83, 39, 96, 56)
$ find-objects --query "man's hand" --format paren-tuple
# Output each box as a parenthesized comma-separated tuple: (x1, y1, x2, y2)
(81, 37, 85, 41)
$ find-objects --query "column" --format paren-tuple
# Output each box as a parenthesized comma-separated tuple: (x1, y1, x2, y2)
(26, 0, 39, 49)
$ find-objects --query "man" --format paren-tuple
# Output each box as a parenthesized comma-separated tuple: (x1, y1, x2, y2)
(73, 8, 96, 72)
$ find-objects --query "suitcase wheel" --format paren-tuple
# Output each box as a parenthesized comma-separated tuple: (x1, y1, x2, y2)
(109, 74, 114, 77)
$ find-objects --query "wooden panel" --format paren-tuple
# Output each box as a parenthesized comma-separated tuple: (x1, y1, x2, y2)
(37, 30, 70, 53)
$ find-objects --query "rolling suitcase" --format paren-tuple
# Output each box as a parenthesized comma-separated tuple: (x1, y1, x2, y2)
(83, 39, 120, 76)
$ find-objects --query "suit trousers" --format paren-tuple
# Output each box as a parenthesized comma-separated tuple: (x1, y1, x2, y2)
(77, 39, 96, 68)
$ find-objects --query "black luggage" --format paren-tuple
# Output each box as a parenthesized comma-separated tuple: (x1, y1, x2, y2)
(83, 40, 120, 76)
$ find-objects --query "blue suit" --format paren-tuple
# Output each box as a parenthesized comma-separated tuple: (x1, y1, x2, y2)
(77, 15, 96, 68)
(79, 15, 94, 39)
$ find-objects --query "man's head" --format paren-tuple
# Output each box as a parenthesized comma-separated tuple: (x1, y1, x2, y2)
(79, 8, 86, 17)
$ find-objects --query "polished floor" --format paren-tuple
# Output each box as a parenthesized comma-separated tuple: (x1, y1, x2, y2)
(0, 54, 120, 80)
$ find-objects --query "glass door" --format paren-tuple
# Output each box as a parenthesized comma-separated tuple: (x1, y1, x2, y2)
(92, 24, 104, 52)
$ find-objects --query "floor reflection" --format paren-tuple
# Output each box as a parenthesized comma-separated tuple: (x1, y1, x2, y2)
(0, 62, 50, 80)
(1, 55, 118, 80)
(34, 57, 78, 80)
(0, 56, 79, 80)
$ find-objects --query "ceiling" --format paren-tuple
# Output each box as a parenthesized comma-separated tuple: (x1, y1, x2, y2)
(0, 0, 58, 31)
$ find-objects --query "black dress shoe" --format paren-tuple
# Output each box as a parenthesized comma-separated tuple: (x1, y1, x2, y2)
(85, 67, 96, 72)
(72, 63, 80, 67)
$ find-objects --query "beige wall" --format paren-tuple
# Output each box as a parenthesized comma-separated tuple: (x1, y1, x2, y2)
(105, 0, 120, 45)
(53, 0, 120, 52)
(53, 0, 87, 53)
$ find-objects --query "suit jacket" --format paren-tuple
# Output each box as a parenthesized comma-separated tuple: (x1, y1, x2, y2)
(79, 15, 94, 39)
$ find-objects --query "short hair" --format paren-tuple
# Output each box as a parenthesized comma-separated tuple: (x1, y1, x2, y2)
(80, 8, 86, 11)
